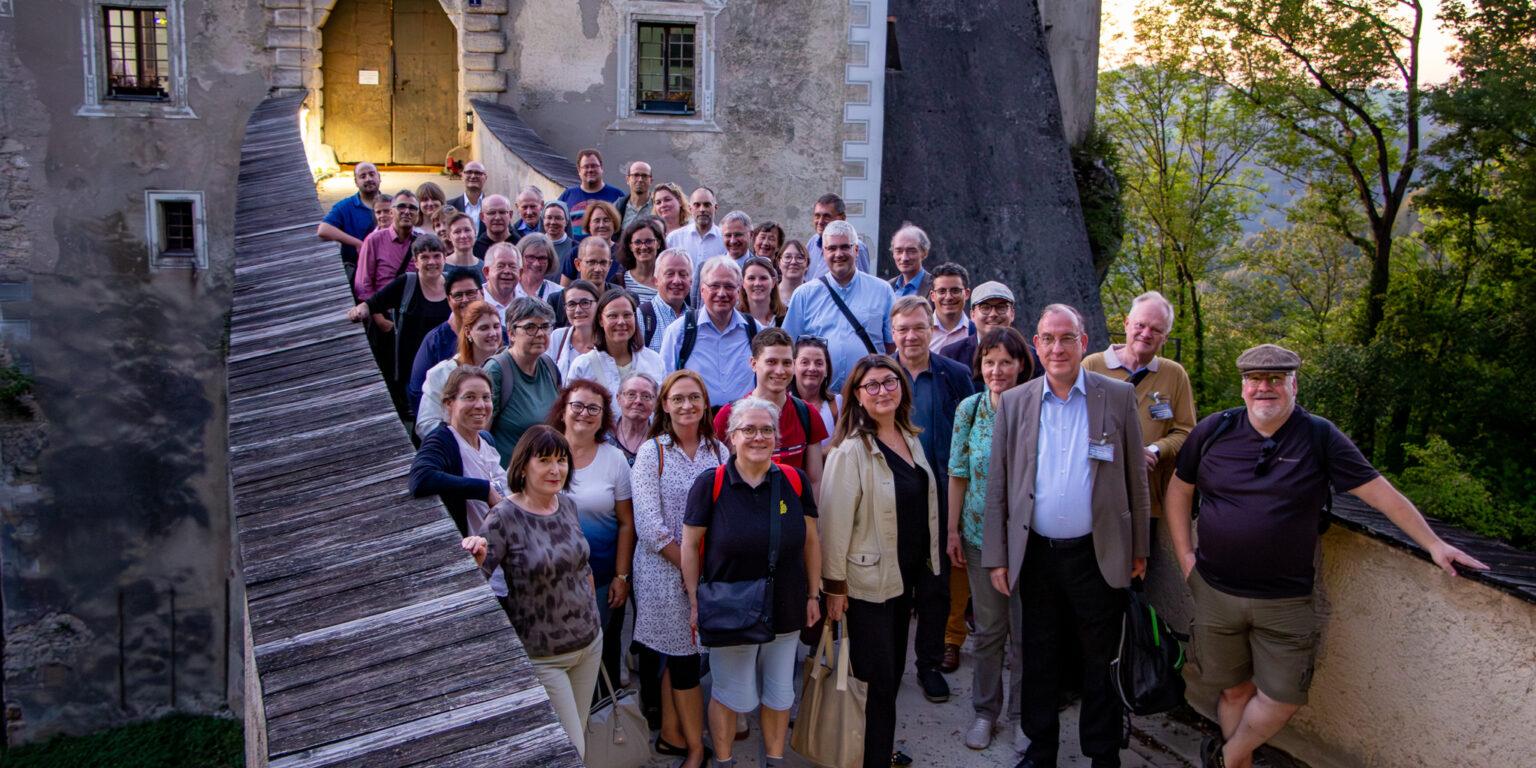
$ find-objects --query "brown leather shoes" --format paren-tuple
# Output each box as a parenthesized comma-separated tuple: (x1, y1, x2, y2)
(941, 643, 961, 673)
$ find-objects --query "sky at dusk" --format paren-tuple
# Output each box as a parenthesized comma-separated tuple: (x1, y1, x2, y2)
(1099, 0, 1460, 85)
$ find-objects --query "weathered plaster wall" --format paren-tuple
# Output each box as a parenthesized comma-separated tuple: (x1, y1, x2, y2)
(0, 0, 269, 745)
(471, 126, 566, 202)
(1038, 0, 1100, 147)
(498, 0, 847, 241)
(1142, 522, 1536, 767)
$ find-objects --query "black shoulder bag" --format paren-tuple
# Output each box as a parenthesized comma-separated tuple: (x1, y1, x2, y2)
(819, 276, 878, 354)
(696, 468, 781, 647)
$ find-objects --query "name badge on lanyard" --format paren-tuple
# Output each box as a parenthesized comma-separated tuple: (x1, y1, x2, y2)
(1148, 391, 1174, 421)
(1088, 435, 1115, 462)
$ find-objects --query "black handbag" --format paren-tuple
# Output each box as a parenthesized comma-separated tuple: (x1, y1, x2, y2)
(696, 469, 780, 647)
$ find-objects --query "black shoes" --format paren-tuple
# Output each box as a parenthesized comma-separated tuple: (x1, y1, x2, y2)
(917, 667, 951, 703)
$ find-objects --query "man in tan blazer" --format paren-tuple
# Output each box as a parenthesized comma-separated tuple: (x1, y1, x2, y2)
(982, 303, 1150, 768)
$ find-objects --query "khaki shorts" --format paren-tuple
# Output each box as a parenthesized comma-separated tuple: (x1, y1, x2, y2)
(1187, 568, 1319, 705)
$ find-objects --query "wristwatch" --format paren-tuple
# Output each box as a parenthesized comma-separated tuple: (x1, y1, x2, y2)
(615, 573, 630, 582)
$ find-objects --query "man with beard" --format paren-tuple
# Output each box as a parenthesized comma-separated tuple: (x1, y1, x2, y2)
(319, 162, 382, 295)
(1164, 344, 1486, 768)
(616, 160, 654, 228)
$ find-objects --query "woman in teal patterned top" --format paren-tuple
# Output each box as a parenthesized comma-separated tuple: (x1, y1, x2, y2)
(945, 326, 1035, 746)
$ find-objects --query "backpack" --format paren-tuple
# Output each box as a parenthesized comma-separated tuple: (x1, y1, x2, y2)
(677, 309, 759, 370)
(710, 461, 804, 501)
(1191, 407, 1336, 533)
(1111, 589, 1186, 721)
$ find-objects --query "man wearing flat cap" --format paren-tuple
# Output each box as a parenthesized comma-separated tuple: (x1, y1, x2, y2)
(1164, 344, 1488, 768)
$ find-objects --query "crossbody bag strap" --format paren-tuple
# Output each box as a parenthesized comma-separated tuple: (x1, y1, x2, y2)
(820, 276, 877, 354)
(766, 467, 781, 619)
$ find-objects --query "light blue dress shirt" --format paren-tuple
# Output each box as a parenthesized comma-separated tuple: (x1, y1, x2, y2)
(781, 272, 893, 393)
(658, 309, 756, 407)
(805, 233, 873, 280)
(645, 293, 686, 353)
(1032, 368, 1094, 539)
(891, 268, 930, 297)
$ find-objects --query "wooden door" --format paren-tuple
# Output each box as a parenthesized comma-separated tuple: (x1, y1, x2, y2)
(321, 0, 394, 163)
(390, 0, 458, 165)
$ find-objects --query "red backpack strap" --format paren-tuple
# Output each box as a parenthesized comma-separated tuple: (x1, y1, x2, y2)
(711, 463, 728, 502)
(772, 461, 803, 497)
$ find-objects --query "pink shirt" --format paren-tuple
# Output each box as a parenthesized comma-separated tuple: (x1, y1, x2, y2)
(353, 227, 417, 299)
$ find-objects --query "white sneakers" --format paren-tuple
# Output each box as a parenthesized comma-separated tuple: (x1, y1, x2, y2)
(964, 717, 996, 750)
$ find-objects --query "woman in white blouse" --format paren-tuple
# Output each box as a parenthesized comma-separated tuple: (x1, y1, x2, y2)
(415, 301, 504, 438)
(566, 289, 665, 414)
(546, 280, 598, 378)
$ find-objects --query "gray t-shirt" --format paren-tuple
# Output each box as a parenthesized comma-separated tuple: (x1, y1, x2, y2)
(479, 494, 600, 657)
(486, 352, 561, 468)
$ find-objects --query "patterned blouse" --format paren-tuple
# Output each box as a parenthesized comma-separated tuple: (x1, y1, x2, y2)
(479, 494, 599, 657)
(630, 433, 729, 657)
(947, 391, 997, 551)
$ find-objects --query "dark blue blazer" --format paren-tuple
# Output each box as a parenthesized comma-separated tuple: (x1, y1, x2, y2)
(408, 423, 493, 536)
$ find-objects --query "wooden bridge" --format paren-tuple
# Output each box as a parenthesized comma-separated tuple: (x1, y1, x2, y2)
(228, 94, 581, 767)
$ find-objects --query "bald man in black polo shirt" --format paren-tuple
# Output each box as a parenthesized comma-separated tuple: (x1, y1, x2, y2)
(1165, 344, 1488, 768)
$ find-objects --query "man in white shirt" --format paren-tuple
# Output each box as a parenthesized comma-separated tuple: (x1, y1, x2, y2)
(665, 186, 726, 268)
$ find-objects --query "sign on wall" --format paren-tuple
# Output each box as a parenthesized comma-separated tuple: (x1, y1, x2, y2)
(358, 70, 379, 85)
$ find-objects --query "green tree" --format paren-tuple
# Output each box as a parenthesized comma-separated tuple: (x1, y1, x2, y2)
(1097, 11, 1266, 404)
(1169, 0, 1428, 343)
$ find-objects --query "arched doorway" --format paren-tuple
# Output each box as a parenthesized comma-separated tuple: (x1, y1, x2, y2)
(321, 0, 458, 165)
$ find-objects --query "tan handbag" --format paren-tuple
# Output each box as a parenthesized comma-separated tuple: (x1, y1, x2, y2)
(791, 620, 867, 768)
(584, 664, 651, 768)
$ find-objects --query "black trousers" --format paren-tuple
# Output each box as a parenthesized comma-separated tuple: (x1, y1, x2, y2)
(1016, 533, 1127, 767)
(911, 495, 949, 672)
(846, 586, 915, 768)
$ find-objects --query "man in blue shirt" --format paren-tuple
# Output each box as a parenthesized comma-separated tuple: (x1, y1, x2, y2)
(557, 148, 625, 235)
(782, 220, 893, 392)
(642, 249, 693, 352)
(805, 193, 871, 279)
(659, 256, 756, 408)
(318, 162, 382, 297)
(892, 295, 975, 703)
(888, 223, 934, 297)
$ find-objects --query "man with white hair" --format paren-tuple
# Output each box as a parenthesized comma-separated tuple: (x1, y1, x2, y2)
(513, 186, 544, 238)
(481, 242, 520, 319)
(1082, 290, 1197, 520)
(720, 210, 753, 267)
(639, 247, 693, 352)
(888, 222, 934, 297)
(658, 255, 758, 408)
(472, 194, 516, 259)
(782, 219, 894, 392)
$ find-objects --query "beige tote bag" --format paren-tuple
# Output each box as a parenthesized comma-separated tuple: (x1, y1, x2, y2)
(791, 620, 867, 768)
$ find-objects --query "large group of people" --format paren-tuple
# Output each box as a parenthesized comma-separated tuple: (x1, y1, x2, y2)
(322, 153, 1488, 768)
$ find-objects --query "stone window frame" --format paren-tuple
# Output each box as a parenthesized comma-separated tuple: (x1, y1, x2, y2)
(610, 0, 722, 133)
(76, 0, 197, 119)
(144, 190, 207, 270)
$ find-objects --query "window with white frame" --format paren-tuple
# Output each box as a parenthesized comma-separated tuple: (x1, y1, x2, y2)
(612, 1, 721, 132)
(145, 191, 207, 269)
(78, 0, 195, 118)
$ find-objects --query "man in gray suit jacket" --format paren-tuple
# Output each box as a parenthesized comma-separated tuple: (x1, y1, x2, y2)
(982, 303, 1150, 768)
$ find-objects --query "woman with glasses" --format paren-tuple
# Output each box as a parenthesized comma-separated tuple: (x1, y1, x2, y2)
(617, 218, 665, 300)
(820, 355, 941, 768)
(773, 239, 811, 309)
(407, 365, 506, 538)
(682, 397, 821, 768)
(651, 182, 689, 233)
(547, 379, 635, 703)
(946, 327, 1035, 750)
(609, 371, 659, 465)
(547, 280, 599, 378)
(543, 201, 577, 272)
(791, 336, 841, 448)
(632, 371, 728, 768)
(738, 255, 786, 328)
(349, 232, 451, 421)
(514, 233, 563, 302)
(567, 289, 665, 414)
(415, 300, 504, 438)
(462, 426, 602, 761)
(486, 297, 562, 468)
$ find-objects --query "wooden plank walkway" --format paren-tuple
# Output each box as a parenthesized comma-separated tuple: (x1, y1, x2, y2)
(229, 94, 582, 768)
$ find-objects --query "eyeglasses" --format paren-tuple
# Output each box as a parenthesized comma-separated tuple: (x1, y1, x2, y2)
(734, 426, 776, 440)
(483, 210, 511, 217)
(620, 391, 656, 403)
(666, 392, 704, 406)
(462, 170, 486, 177)
(975, 302, 1012, 316)
(394, 203, 419, 211)
(824, 244, 854, 253)
(565, 298, 595, 310)
(1242, 373, 1291, 388)
(1037, 333, 1081, 349)
(1254, 438, 1279, 477)
(449, 289, 481, 301)
(567, 401, 604, 417)
(513, 322, 553, 335)
(931, 287, 966, 297)
(630, 238, 659, 248)
(628, 172, 652, 178)
(859, 376, 902, 396)
(779, 251, 808, 264)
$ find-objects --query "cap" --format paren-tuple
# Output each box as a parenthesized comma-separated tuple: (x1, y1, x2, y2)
(971, 281, 1015, 305)
(1236, 343, 1301, 373)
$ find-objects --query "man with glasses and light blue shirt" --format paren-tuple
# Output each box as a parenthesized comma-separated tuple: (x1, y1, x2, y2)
(783, 220, 894, 393)
(658, 256, 757, 409)
(805, 193, 871, 280)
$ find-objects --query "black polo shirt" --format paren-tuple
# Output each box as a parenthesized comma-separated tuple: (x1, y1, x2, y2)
(1176, 406, 1377, 599)
(685, 460, 817, 634)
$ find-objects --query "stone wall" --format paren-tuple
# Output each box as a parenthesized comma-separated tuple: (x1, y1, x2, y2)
(1142, 521, 1536, 767)
(0, 0, 269, 745)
